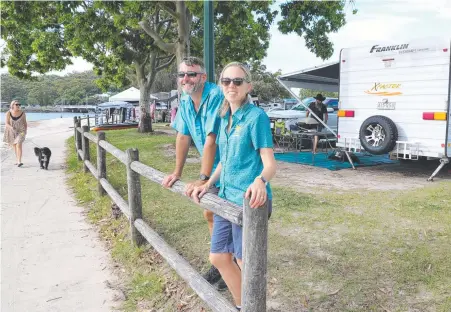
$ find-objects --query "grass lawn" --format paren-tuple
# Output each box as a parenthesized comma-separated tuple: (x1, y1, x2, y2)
(66, 124, 451, 312)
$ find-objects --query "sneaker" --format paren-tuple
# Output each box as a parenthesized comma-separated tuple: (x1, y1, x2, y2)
(215, 278, 228, 291)
(202, 265, 221, 284)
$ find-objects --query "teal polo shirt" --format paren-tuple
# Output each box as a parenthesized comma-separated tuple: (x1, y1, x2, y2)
(216, 103, 274, 207)
(172, 82, 223, 176)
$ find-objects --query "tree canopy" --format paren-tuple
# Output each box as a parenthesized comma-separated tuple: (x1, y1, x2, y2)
(1, 1, 354, 82)
(1, 1, 355, 130)
(0, 71, 122, 106)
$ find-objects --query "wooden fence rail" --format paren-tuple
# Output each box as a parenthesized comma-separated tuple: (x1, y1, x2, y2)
(72, 117, 268, 312)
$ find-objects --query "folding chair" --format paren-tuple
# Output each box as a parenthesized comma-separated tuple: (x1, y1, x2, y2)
(273, 120, 295, 152)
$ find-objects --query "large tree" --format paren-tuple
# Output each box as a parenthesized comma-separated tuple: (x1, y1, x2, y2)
(249, 64, 291, 103)
(1, 1, 354, 131)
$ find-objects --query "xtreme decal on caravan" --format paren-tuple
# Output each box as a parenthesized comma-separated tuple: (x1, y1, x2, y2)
(276, 37, 450, 181)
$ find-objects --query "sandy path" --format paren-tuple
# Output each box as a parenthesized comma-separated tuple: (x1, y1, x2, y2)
(1, 118, 118, 312)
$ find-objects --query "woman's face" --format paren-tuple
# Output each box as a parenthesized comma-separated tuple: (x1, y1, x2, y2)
(11, 102, 21, 111)
(221, 66, 252, 105)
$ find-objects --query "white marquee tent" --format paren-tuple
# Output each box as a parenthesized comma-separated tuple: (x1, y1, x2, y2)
(109, 87, 158, 102)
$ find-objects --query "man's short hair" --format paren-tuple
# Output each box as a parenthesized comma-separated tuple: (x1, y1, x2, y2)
(181, 56, 205, 72)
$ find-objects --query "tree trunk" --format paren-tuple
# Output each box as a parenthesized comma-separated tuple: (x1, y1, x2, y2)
(138, 83, 152, 133)
(175, 2, 192, 64)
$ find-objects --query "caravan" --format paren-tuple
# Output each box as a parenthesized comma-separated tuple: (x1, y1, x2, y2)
(337, 38, 450, 179)
(277, 37, 450, 180)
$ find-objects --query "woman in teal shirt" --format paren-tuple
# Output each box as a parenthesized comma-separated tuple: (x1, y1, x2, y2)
(192, 62, 276, 310)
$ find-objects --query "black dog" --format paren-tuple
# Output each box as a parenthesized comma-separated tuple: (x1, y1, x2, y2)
(34, 147, 52, 170)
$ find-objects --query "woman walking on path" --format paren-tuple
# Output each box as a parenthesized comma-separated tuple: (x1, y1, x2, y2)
(3, 100, 27, 167)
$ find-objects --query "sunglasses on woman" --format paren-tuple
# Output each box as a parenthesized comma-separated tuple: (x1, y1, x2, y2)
(177, 71, 203, 78)
(14, 103, 21, 106)
(220, 78, 246, 86)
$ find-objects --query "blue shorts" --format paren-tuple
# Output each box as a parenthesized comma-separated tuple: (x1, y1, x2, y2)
(210, 200, 272, 260)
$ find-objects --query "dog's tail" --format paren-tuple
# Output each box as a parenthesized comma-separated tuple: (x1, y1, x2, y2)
(34, 147, 40, 156)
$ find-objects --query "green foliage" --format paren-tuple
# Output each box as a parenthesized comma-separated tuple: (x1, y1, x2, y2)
(250, 64, 291, 103)
(188, 1, 277, 68)
(278, 1, 348, 60)
(0, 1, 73, 78)
(1, 0, 354, 125)
(2, 1, 353, 83)
(0, 71, 122, 105)
(299, 88, 338, 99)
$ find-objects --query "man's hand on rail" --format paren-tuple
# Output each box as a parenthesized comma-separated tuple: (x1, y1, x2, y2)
(162, 172, 180, 188)
(191, 183, 210, 204)
(185, 179, 208, 197)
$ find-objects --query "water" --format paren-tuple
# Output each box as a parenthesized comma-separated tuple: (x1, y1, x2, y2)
(0, 112, 90, 124)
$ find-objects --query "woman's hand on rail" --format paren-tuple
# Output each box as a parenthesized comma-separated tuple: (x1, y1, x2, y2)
(191, 183, 210, 204)
(185, 179, 208, 197)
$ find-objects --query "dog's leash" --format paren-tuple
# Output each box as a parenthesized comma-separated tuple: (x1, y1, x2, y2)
(27, 138, 43, 149)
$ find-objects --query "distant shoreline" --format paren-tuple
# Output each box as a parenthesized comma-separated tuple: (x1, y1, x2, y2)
(0, 107, 93, 113)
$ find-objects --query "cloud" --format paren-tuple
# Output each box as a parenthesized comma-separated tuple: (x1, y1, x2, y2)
(371, 0, 451, 19)
(263, 13, 415, 74)
(262, 0, 451, 75)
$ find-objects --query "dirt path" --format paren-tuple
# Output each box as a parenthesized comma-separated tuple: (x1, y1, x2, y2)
(1, 118, 119, 312)
(273, 155, 450, 193)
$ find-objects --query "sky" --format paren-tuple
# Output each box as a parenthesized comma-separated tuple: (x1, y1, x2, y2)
(1, 0, 450, 77)
(263, 0, 451, 74)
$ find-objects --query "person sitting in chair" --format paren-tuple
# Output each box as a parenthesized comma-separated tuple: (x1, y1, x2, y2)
(306, 94, 328, 154)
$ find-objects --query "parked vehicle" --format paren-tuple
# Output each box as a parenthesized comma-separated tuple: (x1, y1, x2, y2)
(266, 97, 337, 133)
(266, 107, 285, 113)
(282, 98, 298, 110)
(337, 37, 450, 180)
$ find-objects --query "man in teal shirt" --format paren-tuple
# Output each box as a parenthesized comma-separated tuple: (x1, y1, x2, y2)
(162, 56, 226, 290)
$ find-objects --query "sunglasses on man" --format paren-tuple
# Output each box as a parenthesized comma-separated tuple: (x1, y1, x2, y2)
(177, 71, 203, 78)
(220, 78, 246, 86)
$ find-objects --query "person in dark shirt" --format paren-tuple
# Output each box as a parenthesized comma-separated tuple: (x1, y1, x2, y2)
(306, 94, 328, 154)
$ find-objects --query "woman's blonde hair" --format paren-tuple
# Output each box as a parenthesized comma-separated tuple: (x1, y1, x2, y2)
(10, 100, 19, 109)
(218, 62, 252, 117)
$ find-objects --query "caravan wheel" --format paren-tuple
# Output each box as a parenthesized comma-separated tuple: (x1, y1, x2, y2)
(359, 115, 398, 155)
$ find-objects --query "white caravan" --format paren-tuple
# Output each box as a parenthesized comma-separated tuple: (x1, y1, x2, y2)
(337, 38, 451, 180)
(276, 38, 450, 180)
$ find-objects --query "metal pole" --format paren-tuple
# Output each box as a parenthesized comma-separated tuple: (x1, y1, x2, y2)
(203, 0, 215, 83)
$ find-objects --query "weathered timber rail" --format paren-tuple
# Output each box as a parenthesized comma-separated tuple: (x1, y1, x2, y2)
(72, 117, 269, 312)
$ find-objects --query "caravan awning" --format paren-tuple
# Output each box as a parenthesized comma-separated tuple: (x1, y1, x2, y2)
(278, 62, 339, 92)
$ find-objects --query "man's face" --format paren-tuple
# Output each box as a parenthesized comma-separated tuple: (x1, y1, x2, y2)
(316, 99, 322, 104)
(177, 63, 206, 95)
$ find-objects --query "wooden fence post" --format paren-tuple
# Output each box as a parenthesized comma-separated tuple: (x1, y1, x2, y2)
(73, 116, 78, 151)
(241, 199, 268, 312)
(81, 125, 90, 172)
(76, 120, 82, 161)
(126, 148, 144, 246)
(97, 131, 106, 196)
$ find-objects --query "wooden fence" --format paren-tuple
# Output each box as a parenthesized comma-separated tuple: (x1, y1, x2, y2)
(72, 117, 269, 312)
